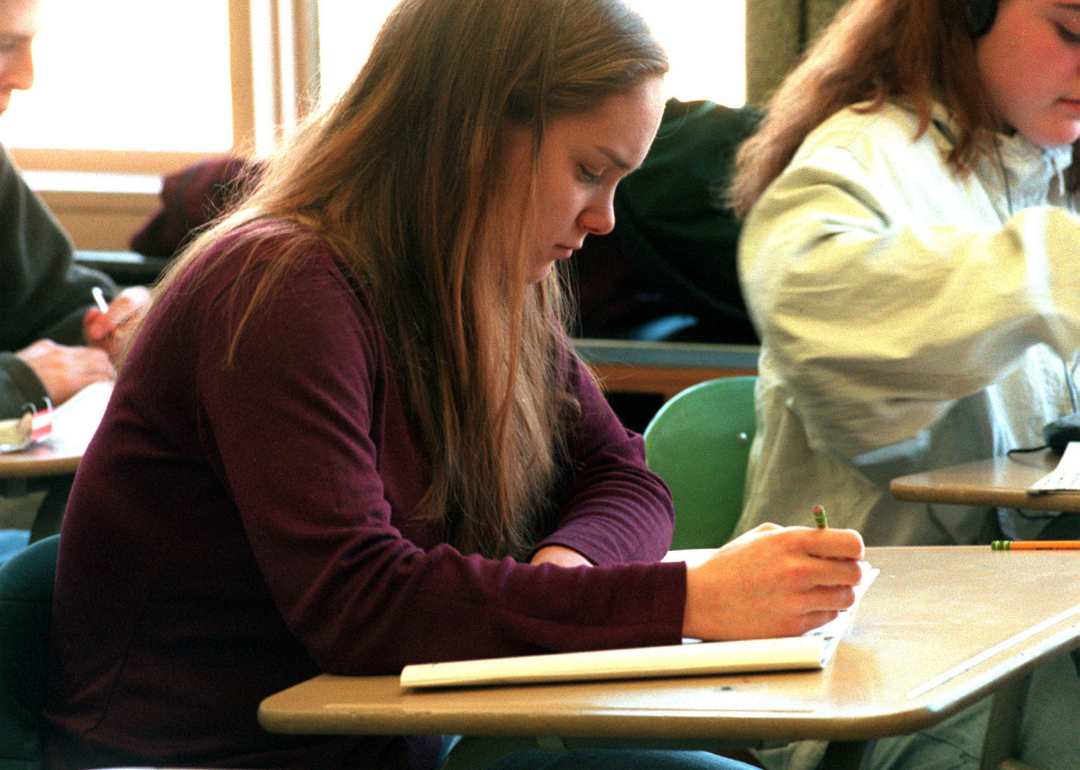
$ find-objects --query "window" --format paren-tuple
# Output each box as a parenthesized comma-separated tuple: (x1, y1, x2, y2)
(3, 0, 745, 249)
(317, 1, 746, 108)
(627, 0, 745, 107)
(6, 0, 745, 174)
(5, 0, 237, 175)
(4, 0, 233, 153)
(316, 0, 398, 106)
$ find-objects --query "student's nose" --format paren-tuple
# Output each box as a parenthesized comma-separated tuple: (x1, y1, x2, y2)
(579, 194, 616, 236)
(1, 47, 35, 92)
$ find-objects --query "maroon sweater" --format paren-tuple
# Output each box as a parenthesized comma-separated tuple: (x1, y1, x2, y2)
(44, 226, 685, 770)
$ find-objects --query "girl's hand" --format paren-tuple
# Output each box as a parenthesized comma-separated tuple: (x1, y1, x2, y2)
(16, 339, 115, 406)
(682, 523, 865, 641)
(83, 286, 152, 364)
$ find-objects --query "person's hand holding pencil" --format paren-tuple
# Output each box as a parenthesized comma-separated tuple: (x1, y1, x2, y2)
(84, 285, 152, 365)
(682, 511, 864, 642)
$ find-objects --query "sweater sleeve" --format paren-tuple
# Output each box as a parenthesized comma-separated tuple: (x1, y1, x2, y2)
(0, 352, 48, 418)
(195, 253, 686, 675)
(0, 145, 116, 353)
(529, 352, 676, 566)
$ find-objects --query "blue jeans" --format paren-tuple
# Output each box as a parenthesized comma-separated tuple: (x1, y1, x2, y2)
(485, 748, 754, 770)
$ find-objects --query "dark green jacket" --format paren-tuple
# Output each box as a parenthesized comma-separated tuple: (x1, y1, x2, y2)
(0, 146, 115, 417)
(574, 99, 761, 343)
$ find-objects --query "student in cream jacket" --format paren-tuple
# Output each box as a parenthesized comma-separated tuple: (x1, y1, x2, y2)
(734, 99, 1080, 770)
(735, 99, 1080, 549)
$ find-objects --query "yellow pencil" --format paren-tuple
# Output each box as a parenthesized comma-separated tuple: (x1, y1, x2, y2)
(991, 540, 1080, 551)
(812, 505, 828, 529)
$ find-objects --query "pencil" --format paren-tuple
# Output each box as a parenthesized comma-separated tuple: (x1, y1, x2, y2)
(91, 286, 109, 314)
(812, 505, 828, 529)
(991, 540, 1080, 551)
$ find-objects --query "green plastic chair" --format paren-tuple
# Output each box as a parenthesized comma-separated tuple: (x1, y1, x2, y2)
(643, 376, 757, 550)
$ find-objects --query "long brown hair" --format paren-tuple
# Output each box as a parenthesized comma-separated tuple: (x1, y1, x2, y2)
(152, 0, 668, 560)
(730, 0, 1040, 217)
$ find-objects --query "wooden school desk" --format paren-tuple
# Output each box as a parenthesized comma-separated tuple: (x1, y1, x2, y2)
(889, 449, 1080, 513)
(258, 546, 1080, 770)
(0, 381, 112, 540)
(572, 339, 759, 402)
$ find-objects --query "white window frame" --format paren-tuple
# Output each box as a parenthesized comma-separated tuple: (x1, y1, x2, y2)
(9, 0, 320, 251)
(11, 0, 749, 252)
(10, 0, 319, 176)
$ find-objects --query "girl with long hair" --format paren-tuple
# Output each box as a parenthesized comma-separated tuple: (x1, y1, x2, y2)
(43, 1, 863, 768)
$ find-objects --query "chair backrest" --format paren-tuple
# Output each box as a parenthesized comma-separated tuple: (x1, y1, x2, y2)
(0, 535, 59, 770)
(643, 376, 757, 550)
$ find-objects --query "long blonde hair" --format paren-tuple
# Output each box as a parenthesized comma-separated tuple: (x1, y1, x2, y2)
(153, 0, 667, 560)
(729, 0, 1080, 217)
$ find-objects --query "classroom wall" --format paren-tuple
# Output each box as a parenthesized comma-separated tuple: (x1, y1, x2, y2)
(30, 177, 160, 252)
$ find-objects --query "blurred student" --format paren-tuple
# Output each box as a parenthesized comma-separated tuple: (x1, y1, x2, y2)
(0, 0, 148, 417)
(729, 0, 1080, 767)
(43, 0, 863, 768)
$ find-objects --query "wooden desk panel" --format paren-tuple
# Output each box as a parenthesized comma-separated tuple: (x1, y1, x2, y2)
(573, 340, 758, 401)
(889, 450, 1080, 513)
(259, 547, 1080, 744)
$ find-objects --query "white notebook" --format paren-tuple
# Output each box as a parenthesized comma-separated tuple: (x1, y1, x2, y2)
(400, 564, 877, 690)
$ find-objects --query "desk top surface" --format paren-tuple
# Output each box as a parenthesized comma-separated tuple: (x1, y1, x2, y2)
(259, 546, 1080, 743)
(889, 450, 1080, 513)
(0, 381, 111, 479)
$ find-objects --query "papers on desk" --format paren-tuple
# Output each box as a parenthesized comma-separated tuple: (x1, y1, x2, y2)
(50, 380, 112, 437)
(1028, 442, 1080, 494)
(0, 380, 113, 455)
(400, 565, 878, 690)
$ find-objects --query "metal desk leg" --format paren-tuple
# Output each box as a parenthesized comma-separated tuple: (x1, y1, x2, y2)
(29, 474, 73, 543)
(979, 675, 1032, 770)
(820, 740, 874, 770)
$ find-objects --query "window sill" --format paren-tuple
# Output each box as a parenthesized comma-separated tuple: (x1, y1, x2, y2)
(24, 171, 162, 252)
